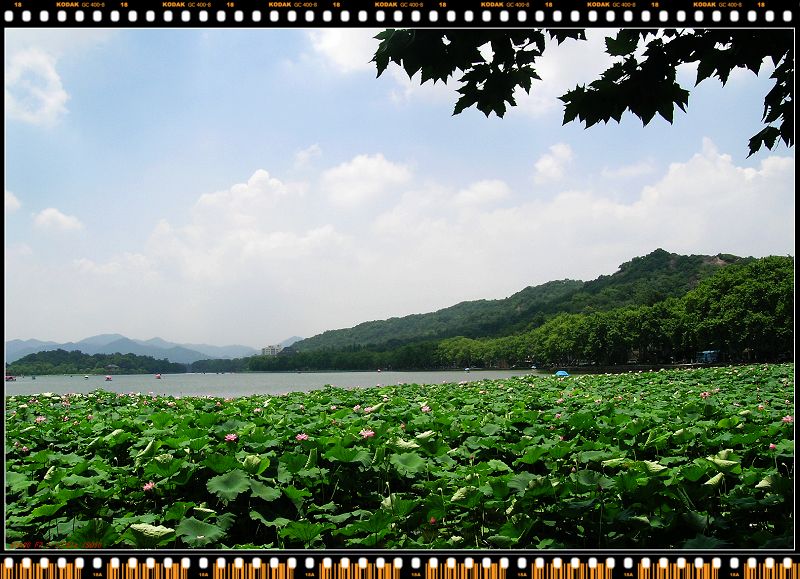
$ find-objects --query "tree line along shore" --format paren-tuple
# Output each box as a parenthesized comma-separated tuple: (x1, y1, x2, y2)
(6, 255, 793, 377)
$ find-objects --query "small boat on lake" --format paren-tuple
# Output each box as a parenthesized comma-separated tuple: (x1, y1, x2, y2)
(105, 375, 113, 381)
(5, 375, 16, 382)
(84, 375, 89, 380)
(155, 373, 162, 379)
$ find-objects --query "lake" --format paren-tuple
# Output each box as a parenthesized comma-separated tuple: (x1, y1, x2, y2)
(4, 369, 546, 398)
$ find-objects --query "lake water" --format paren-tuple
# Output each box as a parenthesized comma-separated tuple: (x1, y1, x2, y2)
(4, 369, 546, 398)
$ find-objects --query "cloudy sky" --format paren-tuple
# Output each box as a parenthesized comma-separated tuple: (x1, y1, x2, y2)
(4, 29, 794, 348)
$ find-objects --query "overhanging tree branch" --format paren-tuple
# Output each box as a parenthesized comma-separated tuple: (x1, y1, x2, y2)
(372, 29, 793, 156)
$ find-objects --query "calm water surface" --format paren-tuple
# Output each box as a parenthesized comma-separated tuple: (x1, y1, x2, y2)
(5, 369, 546, 398)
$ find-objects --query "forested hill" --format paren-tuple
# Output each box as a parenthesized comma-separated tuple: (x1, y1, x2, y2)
(293, 249, 748, 352)
(6, 350, 187, 376)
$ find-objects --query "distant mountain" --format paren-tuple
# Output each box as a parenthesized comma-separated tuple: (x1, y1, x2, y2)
(292, 249, 749, 352)
(5, 339, 60, 362)
(280, 336, 303, 348)
(180, 342, 260, 359)
(76, 333, 128, 347)
(4, 335, 260, 364)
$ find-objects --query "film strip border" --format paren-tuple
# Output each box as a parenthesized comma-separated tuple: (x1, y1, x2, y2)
(2, 555, 799, 579)
(2, 1, 796, 26)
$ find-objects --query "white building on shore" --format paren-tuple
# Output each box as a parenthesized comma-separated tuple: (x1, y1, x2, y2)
(261, 345, 284, 356)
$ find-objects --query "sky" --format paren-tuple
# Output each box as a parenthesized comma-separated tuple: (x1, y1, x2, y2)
(4, 28, 795, 349)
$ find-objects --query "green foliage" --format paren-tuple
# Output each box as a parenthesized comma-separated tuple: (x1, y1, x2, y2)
(255, 252, 791, 371)
(5, 365, 794, 548)
(373, 29, 793, 156)
(291, 249, 742, 357)
(6, 349, 186, 376)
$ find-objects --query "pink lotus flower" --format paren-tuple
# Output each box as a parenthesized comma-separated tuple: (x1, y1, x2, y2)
(421, 405, 431, 413)
(143, 481, 155, 491)
(299, 405, 305, 410)
(167, 402, 176, 407)
(769, 443, 777, 450)
(429, 517, 436, 525)
(556, 398, 564, 404)
(364, 406, 374, 414)
(559, 435, 565, 441)
(253, 407, 262, 413)
(63, 416, 69, 422)
(555, 413, 562, 419)
(353, 405, 361, 412)
(35, 416, 46, 423)
(225, 433, 238, 442)
(87, 415, 93, 420)
(296, 433, 309, 441)
(330, 405, 337, 410)
(700, 392, 711, 399)
(782, 415, 793, 423)
(21, 446, 29, 453)
(359, 429, 375, 438)
(400, 423, 406, 429)
(215, 401, 222, 407)
(758, 404, 765, 411)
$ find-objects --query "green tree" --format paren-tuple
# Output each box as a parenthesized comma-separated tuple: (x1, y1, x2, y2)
(373, 29, 793, 156)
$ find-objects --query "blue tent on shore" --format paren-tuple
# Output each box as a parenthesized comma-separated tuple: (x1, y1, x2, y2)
(555, 370, 570, 377)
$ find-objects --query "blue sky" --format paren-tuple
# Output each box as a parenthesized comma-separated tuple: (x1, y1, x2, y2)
(4, 28, 795, 348)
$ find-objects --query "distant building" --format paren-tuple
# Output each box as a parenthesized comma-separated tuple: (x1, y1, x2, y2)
(696, 350, 720, 364)
(261, 345, 284, 356)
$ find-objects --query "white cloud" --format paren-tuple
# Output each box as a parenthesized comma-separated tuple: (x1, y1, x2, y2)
(534, 143, 574, 184)
(6, 190, 21, 212)
(5, 243, 32, 260)
(368, 139, 793, 303)
(4, 29, 115, 59)
(454, 180, 511, 206)
(321, 153, 411, 207)
(74, 253, 157, 279)
(7, 142, 792, 347)
(5, 48, 69, 126)
(145, 168, 353, 283)
(601, 160, 656, 179)
(307, 29, 380, 73)
(294, 144, 322, 168)
(33, 208, 83, 231)
(192, 169, 293, 229)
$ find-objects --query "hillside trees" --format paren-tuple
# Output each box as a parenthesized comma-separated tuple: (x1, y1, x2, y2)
(248, 255, 792, 371)
(6, 350, 186, 376)
(683, 256, 794, 359)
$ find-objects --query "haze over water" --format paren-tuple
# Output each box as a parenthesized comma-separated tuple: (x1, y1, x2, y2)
(5, 370, 544, 398)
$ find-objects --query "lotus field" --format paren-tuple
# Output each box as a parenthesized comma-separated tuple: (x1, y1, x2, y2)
(5, 364, 794, 549)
